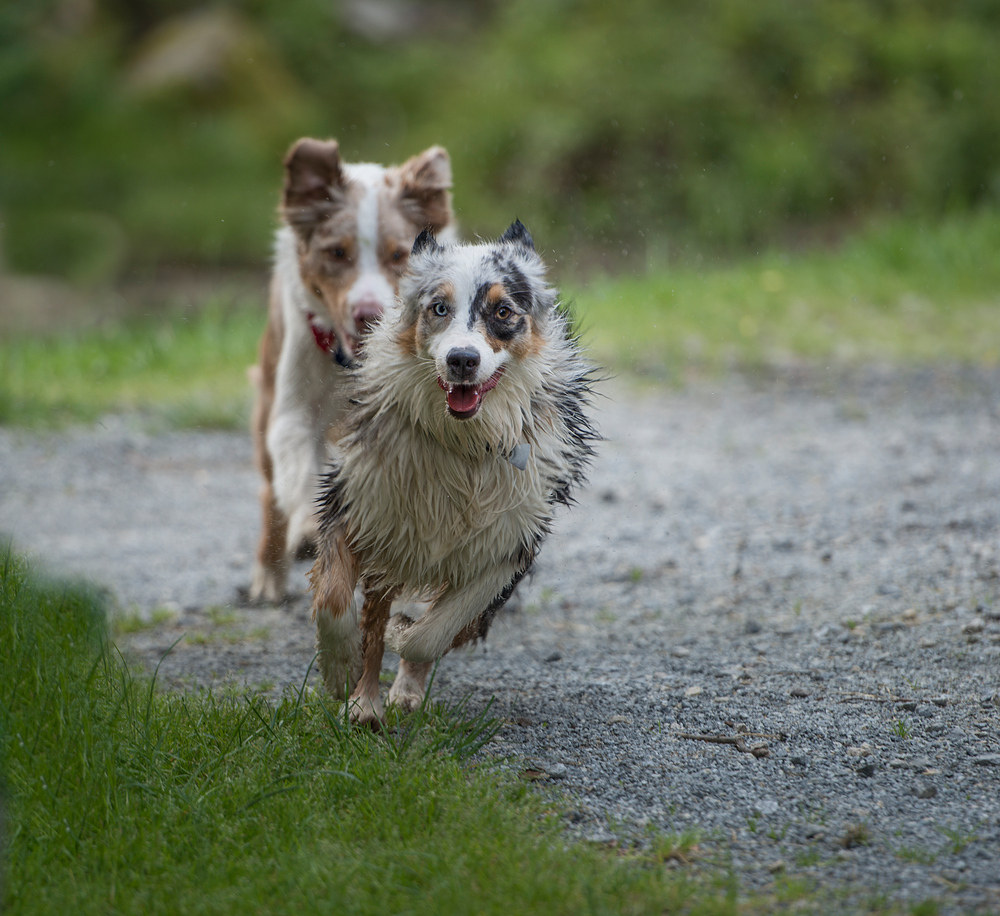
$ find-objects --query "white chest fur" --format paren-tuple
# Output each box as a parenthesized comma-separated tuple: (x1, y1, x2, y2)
(337, 421, 553, 592)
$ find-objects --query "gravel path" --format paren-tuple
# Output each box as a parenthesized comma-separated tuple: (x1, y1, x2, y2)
(2, 368, 1000, 913)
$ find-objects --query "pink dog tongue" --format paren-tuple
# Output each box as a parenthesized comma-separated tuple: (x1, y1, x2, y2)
(447, 386, 480, 414)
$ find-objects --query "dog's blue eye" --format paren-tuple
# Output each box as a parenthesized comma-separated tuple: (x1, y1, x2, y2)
(432, 302, 449, 317)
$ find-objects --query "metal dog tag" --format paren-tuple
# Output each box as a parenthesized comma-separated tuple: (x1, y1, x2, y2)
(507, 442, 531, 471)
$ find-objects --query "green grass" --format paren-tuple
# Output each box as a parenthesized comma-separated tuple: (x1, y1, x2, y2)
(3, 212, 1000, 429)
(1, 543, 742, 915)
(574, 210, 1000, 376)
(891, 719, 912, 740)
(0, 301, 261, 429)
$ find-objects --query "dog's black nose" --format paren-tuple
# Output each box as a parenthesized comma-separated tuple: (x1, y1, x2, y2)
(446, 347, 481, 381)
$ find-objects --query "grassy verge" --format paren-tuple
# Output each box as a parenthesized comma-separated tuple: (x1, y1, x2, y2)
(575, 210, 1000, 377)
(3, 211, 1000, 429)
(0, 544, 735, 915)
(0, 302, 261, 429)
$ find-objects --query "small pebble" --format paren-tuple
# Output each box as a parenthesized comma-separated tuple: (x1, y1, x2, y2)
(962, 619, 985, 634)
(545, 763, 568, 779)
(670, 646, 691, 658)
(917, 706, 935, 718)
(684, 686, 702, 697)
(918, 637, 938, 648)
(767, 860, 785, 874)
(790, 755, 810, 767)
(913, 784, 937, 799)
(857, 762, 877, 777)
(973, 754, 1000, 767)
(753, 798, 779, 817)
(790, 687, 810, 698)
(900, 701, 918, 711)
(931, 696, 948, 707)
(544, 650, 562, 663)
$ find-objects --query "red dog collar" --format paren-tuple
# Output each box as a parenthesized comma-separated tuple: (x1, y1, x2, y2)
(305, 310, 337, 355)
(305, 310, 358, 369)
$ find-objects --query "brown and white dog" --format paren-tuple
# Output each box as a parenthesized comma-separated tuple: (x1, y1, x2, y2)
(249, 138, 455, 603)
(308, 221, 598, 726)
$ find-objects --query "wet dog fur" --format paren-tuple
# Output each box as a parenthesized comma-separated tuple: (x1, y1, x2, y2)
(249, 137, 454, 602)
(309, 221, 598, 726)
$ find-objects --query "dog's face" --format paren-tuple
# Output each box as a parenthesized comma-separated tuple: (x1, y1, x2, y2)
(281, 138, 453, 361)
(398, 221, 556, 420)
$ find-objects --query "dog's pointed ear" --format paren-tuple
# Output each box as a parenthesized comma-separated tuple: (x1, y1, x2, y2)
(411, 228, 442, 257)
(499, 219, 534, 251)
(399, 146, 453, 234)
(281, 138, 345, 236)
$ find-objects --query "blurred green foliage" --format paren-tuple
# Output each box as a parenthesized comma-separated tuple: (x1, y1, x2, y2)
(2, 0, 999, 283)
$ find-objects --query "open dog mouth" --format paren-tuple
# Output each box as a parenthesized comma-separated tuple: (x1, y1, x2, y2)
(436, 368, 505, 419)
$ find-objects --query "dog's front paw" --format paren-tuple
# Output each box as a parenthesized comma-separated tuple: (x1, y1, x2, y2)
(315, 602, 362, 699)
(348, 693, 385, 730)
(317, 654, 352, 700)
(250, 562, 286, 604)
(384, 613, 418, 656)
(387, 659, 433, 713)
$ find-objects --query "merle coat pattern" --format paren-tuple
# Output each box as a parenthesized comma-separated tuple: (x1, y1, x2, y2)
(309, 222, 598, 726)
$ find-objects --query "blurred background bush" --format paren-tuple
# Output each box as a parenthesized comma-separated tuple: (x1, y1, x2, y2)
(2, 0, 999, 289)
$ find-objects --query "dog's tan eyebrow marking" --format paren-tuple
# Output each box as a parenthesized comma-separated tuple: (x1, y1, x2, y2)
(433, 281, 455, 302)
(469, 282, 512, 328)
(486, 283, 507, 306)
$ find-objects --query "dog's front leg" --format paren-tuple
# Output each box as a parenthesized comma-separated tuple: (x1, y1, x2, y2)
(387, 659, 434, 713)
(348, 584, 398, 729)
(385, 564, 524, 664)
(250, 477, 290, 603)
(267, 409, 326, 559)
(309, 531, 361, 699)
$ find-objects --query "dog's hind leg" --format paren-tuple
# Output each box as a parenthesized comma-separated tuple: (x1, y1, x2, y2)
(387, 659, 434, 713)
(310, 531, 361, 699)
(348, 584, 398, 728)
